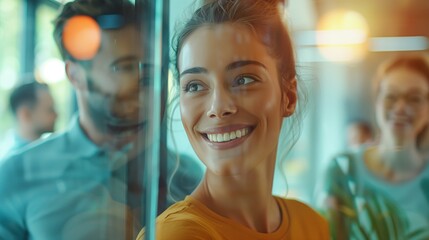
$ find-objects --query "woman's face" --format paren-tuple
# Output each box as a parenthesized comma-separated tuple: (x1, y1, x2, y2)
(178, 23, 295, 175)
(376, 67, 429, 143)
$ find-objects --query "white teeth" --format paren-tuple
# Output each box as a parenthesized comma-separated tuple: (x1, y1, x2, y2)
(223, 133, 230, 141)
(206, 128, 250, 143)
(217, 133, 223, 142)
(230, 131, 236, 140)
(236, 129, 242, 138)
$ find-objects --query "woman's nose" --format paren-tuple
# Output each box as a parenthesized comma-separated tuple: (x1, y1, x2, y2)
(392, 97, 409, 114)
(206, 87, 237, 119)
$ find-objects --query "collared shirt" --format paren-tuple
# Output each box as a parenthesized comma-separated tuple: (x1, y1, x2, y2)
(0, 129, 30, 161)
(0, 115, 203, 240)
(11, 131, 30, 152)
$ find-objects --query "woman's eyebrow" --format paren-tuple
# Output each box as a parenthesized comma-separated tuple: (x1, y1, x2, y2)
(179, 60, 266, 78)
(226, 60, 267, 71)
(180, 67, 208, 77)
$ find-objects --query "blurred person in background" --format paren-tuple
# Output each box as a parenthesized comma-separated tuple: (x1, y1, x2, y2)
(346, 120, 374, 150)
(0, 81, 57, 159)
(322, 55, 429, 239)
(0, 0, 202, 239)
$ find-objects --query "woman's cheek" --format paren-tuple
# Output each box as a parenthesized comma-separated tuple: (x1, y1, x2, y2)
(180, 97, 201, 134)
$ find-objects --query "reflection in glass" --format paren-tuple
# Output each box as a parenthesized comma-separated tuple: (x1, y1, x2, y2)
(0, 1, 202, 239)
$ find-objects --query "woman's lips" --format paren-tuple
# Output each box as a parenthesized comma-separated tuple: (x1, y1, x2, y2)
(205, 127, 250, 143)
(200, 125, 255, 150)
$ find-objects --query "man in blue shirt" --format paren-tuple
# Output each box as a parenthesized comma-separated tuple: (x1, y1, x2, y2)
(0, 0, 203, 239)
(0, 81, 57, 159)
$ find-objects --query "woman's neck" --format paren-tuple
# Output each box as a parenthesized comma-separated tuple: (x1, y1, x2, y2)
(366, 143, 426, 182)
(378, 134, 422, 167)
(192, 152, 282, 233)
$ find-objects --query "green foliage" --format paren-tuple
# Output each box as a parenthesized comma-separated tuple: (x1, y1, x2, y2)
(325, 180, 429, 240)
(323, 153, 429, 240)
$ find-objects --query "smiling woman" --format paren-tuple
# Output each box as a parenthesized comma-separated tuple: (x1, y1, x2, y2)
(323, 55, 429, 239)
(178, 23, 293, 176)
(137, 0, 329, 239)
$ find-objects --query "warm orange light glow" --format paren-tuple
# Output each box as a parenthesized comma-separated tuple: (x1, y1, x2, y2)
(317, 9, 369, 62)
(63, 15, 101, 60)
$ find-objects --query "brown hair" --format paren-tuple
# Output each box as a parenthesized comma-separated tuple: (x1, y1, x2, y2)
(373, 55, 429, 96)
(9, 81, 50, 115)
(173, 0, 295, 86)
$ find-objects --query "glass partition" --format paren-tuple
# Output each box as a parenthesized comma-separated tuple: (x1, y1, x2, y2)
(2, 1, 428, 239)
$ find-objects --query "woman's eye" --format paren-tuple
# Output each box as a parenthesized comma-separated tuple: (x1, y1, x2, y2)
(234, 76, 255, 86)
(407, 95, 425, 104)
(184, 82, 205, 92)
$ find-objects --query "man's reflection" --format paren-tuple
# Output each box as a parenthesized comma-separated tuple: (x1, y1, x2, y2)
(0, 0, 202, 239)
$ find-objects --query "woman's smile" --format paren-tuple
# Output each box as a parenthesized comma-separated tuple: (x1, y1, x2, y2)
(199, 124, 255, 150)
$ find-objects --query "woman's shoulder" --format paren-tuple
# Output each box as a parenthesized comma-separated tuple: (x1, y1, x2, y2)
(276, 197, 330, 238)
(156, 196, 200, 222)
(136, 219, 213, 240)
(136, 196, 219, 240)
(278, 197, 325, 220)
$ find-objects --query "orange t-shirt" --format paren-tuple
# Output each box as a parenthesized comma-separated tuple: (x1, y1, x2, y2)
(137, 196, 329, 240)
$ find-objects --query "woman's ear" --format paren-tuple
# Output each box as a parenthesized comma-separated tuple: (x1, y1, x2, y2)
(65, 60, 86, 90)
(281, 77, 297, 117)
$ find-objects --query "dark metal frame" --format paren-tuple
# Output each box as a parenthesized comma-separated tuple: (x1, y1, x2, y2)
(20, 0, 61, 76)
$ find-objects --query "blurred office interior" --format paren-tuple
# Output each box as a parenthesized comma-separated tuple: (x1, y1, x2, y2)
(0, 0, 428, 205)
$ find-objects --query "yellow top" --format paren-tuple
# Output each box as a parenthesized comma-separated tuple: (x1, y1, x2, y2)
(137, 196, 329, 240)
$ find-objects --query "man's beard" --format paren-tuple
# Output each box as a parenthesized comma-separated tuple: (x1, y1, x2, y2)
(85, 76, 146, 155)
